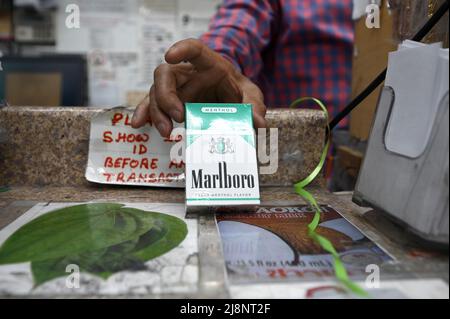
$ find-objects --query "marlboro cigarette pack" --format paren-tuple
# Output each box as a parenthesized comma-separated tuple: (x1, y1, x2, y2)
(185, 103, 260, 212)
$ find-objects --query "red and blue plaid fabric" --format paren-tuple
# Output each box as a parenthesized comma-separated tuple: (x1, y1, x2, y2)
(201, 0, 354, 127)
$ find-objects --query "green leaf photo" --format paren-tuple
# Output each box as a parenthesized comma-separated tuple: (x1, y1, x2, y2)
(0, 203, 188, 287)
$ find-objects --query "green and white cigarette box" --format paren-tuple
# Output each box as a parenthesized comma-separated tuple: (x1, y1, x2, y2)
(185, 103, 260, 211)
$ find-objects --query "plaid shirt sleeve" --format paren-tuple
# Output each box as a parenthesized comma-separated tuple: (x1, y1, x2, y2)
(199, 0, 354, 128)
(200, 0, 277, 81)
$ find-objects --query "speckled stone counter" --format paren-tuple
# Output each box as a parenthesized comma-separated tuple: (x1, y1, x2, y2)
(0, 106, 326, 187)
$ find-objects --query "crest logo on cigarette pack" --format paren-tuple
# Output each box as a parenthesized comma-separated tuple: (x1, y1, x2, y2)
(209, 137, 235, 154)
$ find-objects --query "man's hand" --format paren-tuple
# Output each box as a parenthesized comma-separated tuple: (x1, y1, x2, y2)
(131, 39, 266, 137)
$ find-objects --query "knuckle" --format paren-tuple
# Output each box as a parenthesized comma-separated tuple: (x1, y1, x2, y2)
(153, 82, 167, 102)
(216, 62, 229, 74)
(154, 89, 166, 106)
(148, 102, 159, 120)
(153, 63, 169, 79)
(136, 93, 149, 108)
(148, 90, 158, 109)
(149, 85, 156, 96)
(185, 38, 202, 47)
(185, 38, 205, 57)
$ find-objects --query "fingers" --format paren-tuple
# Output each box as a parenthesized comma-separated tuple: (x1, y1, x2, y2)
(251, 105, 267, 129)
(148, 87, 173, 138)
(177, 73, 211, 103)
(165, 39, 216, 71)
(154, 63, 184, 123)
(131, 88, 173, 137)
(131, 94, 151, 128)
(133, 61, 197, 136)
(241, 81, 267, 129)
(215, 74, 243, 103)
(136, 38, 267, 136)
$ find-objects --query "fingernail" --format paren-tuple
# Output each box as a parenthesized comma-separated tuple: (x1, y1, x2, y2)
(157, 123, 167, 136)
(170, 109, 182, 121)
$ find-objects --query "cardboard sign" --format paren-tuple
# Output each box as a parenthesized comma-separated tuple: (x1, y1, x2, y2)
(86, 109, 184, 187)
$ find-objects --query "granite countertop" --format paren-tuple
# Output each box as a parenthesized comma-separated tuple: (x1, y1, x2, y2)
(0, 106, 327, 187)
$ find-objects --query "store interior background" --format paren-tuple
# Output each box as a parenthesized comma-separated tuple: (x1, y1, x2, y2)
(0, 0, 448, 191)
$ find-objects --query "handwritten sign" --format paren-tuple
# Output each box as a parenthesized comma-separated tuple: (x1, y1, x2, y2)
(85, 109, 184, 187)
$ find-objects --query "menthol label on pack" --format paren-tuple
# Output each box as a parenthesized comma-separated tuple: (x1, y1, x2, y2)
(185, 103, 260, 209)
